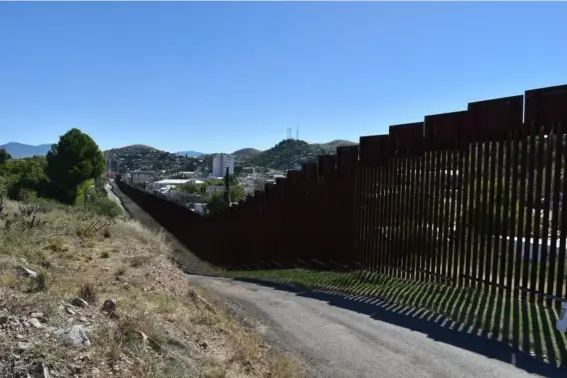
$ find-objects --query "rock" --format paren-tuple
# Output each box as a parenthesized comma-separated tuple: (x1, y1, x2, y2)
(139, 331, 148, 343)
(58, 325, 91, 347)
(198, 340, 208, 349)
(65, 307, 76, 315)
(79, 317, 87, 323)
(71, 297, 88, 308)
(0, 361, 12, 376)
(30, 312, 43, 319)
(19, 267, 37, 278)
(17, 342, 33, 351)
(42, 363, 50, 378)
(28, 318, 43, 328)
(101, 298, 116, 313)
(0, 310, 7, 325)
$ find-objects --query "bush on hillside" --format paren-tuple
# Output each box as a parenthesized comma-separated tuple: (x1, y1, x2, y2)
(0, 148, 11, 164)
(0, 129, 107, 207)
(46, 128, 106, 204)
(86, 197, 122, 218)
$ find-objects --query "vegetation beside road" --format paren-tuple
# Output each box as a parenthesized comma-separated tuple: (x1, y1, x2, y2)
(0, 129, 302, 377)
(0, 129, 122, 219)
(224, 268, 567, 367)
(0, 196, 301, 377)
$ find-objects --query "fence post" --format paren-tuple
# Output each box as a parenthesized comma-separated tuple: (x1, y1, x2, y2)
(335, 145, 359, 268)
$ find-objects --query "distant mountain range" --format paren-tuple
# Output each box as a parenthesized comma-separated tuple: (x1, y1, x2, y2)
(3, 139, 356, 164)
(0, 142, 53, 159)
(174, 150, 205, 158)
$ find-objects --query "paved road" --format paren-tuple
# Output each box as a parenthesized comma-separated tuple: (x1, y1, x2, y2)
(105, 182, 123, 208)
(187, 274, 566, 378)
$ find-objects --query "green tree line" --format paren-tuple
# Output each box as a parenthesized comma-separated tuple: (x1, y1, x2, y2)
(0, 128, 121, 218)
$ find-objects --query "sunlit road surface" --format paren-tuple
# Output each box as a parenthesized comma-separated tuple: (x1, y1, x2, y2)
(187, 274, 566, 378)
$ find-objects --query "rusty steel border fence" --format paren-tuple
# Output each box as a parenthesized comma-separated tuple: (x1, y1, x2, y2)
(117, 84, 567, 307)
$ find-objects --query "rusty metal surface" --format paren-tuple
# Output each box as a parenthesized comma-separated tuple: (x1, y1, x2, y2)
(467, 95, 523, 142)
(424, 110, 468, 150)
(525, 84, 567, 124)
(359, 135, 389, 165)
(389, 122, 424, 157)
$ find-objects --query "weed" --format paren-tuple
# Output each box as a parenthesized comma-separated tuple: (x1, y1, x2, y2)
(46, 238, 68, 253)
(78, 282, 97, 305)
(103, 227, 112, 238)
(36, 251, 52, 268)
(129, 255, 152, 268)
(27, 271, 48, 292)
(116, 265, 127, 277)
(76, 219, 110, 238)
(100, 250, 110, 258)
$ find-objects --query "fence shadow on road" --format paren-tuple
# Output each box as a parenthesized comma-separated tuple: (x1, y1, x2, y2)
(223, 276, 567, 378)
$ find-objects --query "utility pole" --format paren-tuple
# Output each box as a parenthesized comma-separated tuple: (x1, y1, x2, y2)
(223, 167, 231, 208)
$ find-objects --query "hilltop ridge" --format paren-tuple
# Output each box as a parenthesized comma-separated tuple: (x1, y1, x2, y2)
(104, 139, 357, 172)
(0, 142, 53, 159)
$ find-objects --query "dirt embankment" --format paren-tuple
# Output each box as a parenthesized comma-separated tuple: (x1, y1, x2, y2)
(0, 195, 301, 377)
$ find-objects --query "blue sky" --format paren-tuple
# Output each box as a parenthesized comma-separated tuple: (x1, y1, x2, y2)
(1, 2, 566, 153)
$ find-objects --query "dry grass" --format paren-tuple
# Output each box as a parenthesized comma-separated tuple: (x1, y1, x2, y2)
(0, 196, 303, 378)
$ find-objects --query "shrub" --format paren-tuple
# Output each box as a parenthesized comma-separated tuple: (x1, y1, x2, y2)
(86, 197, 122, 218)
(78, 282, 97, 304)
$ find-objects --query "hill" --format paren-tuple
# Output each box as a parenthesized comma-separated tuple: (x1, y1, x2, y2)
(108, 144, 159, 153)
(314, 139, 358, 153)
(244, 139, 327, 170)
(239, 139, 357, 170)
(0, 142, 53, 159)
(105, 144, 204, 173)
(233, 148, 262, 156)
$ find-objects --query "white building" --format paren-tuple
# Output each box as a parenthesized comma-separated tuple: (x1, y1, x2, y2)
(150, 179, 191, 191)
(130, 171, 155, 185)
(212, 154, 235, 177)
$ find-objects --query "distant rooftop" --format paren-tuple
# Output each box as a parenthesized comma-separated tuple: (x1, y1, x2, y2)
(154, 179, 190, 185)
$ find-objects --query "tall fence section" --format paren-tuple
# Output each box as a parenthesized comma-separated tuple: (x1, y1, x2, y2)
(118, 84, 567, 307)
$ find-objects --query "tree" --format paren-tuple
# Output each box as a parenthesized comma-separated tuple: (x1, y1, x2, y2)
(228, 174, 238, 185)
(0, 149, 11, 164)
(179, 182, 199, 194)
(206, 192, 226, 214)
(230, 184, 246, 203)
(46, 128, 106, 203)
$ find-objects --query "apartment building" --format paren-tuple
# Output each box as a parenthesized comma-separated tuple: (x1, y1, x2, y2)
(212, 153, 235, 177)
